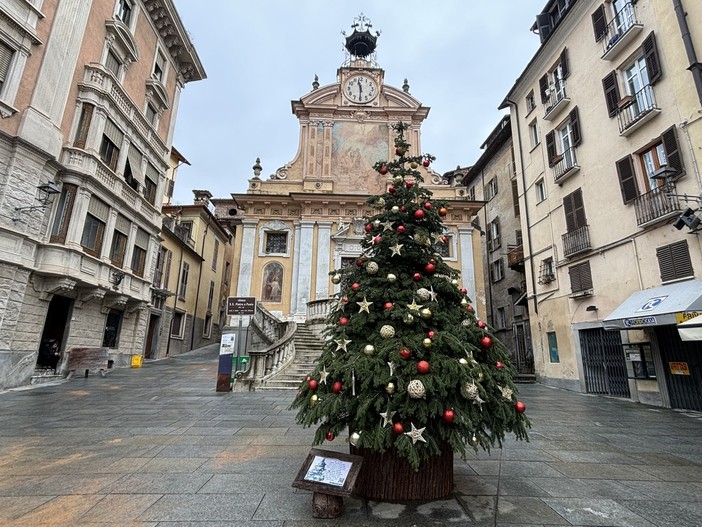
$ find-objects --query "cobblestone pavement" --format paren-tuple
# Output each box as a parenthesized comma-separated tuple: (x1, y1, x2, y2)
(1, 345, 701, 526)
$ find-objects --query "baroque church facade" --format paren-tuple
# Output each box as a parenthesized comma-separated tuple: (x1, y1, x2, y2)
(213, 16, 484, 322)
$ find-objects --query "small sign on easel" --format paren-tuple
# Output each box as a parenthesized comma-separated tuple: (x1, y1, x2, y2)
(292, 448, 363, 518)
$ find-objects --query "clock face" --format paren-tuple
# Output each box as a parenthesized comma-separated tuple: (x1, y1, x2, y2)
(344, 75, 378, 104)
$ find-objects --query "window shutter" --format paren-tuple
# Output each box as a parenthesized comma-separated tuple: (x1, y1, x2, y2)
(591, 5, 607, 42)
(546, 130, 557, 166)
(145, 163, 159, 185)
(563, 193, 575, 232)
(166, 179, 174, 198)
(0, 41, 14, 83)
(573, 188, 586, 229)
(74, 103, 94, 149)
(536, 13, 552, 44)
(103, 118, 124, 146)
(127, 145, 144, 183)
(511, 179, 520, 217)
(570, 107, 581, 146)
(88, 196, 110, 222)
(115, 214, 131, 235)
(658, 240, 693, 281)
(616, 155, 639, 204)
(135, 228, 149, 249)
(643, 32, 662, 84)
(560, 48, 569, 79)
(602, 71, 621, 117)
(539, 74, 549, 104)
(569, 261, 593, 293)
(661, 126, 684, 177)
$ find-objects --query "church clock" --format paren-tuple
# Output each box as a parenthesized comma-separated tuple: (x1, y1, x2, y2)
(343, 74, 378, 104)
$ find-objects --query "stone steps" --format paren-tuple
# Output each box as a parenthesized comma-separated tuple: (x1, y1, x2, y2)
(260, 324, 325, 390)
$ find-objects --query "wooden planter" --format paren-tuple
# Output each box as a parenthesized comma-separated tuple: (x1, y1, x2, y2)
(350, 444, 454, 501)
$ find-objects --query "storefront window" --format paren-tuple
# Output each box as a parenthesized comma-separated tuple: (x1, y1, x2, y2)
(623, 343, 656, 379)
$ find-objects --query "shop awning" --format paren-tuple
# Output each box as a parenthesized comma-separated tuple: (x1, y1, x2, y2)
(603, 280, 702, 330)
(677, 314, 702, 341)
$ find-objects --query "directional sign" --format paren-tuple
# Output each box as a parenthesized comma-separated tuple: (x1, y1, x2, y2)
(227, 296, 256, 316)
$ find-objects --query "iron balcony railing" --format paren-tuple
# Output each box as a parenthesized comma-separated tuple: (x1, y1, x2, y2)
(507, 244, 525, 269)
(601, 1, 639, 56)
(562, 224, 591, 257)
(617, 84, 658, 134)
(544, 80, 568, 120)
(633, 183, 681, 226)
(553, 146, 579, 184)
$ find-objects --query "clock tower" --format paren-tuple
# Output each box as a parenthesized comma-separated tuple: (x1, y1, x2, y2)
(215, 15, 484, 322)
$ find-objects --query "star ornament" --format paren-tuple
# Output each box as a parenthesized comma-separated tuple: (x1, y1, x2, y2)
(334, 337, 352, 352)
(356, 296, 372, 314)
(380, 409, 397, 427)
(428, 286, 438, 302)
(390, 243, 404, 257)
(407, 299, 424, 313)
(382, 220, 394, 232)
(319, 367, 329, 385)
(405, 422, 427, 444)
(499, 385, 514, 400)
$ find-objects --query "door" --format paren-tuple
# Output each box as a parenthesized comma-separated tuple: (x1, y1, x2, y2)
(144, 313, 160, 359)
(580, 328, 630, 397)
(38, 295, 73, 371)
(657, 326, 702, 411)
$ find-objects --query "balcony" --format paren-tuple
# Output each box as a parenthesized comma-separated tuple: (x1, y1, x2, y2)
(617, 85, 660, 136)
(601, 2, 643, 61)
(634, 183, 682, 227)
(507, 244, 525, 270)
(553, 147, 580, 185)
(562, 224, 591, 258)
(543, 81, 570, 121)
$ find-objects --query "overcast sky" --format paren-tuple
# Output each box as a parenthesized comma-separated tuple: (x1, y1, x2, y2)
(170, 1, 546, 205)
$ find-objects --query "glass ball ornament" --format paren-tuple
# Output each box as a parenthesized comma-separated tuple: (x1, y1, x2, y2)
(403, 313, 415, 325)
(394, 175, 403, 185)
(468, 433, 479, 447)
(349, 431, 362, 447)
(364, 344, 375, 355)
(459, 358, 469, 365)
(373, 219, 381, 227)
(452, 279, 459, 286)
(385, 382, 396, 394)
(331, 274, 341, 284)
(420, 308, 432, 319)
(310, 394, 319, 405)
(422, 338, 432, 348)
(392, 205, 400, 213)
(387, 273, 397, 283)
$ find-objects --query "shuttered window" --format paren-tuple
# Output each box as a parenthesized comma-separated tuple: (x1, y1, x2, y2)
(110, 214, 130, 267)
(569, 261, 593, 293)
(511, 179, 520, 217)
(74, 103, 94, 149)
(131, 228, 149, 277)
(82, 196, 108, 257)
(661, 126, 684, 178)
(563, 188, 586, 232)
(88, 196, 110, 222)
(539, 74, 549, 104)
(103, 119, 123, 146)
(602, 71, 621, 117)
(560, 48, 569, 79)
(105, 50, 120, 77)
(0, 41, 13, 89)
(570, 107, 582, 146)
(50, 184, 77, 244)
(657, 240, 693, 282)
(591, 5, 607, 42)
(546, 130, 557, 167)
(643, 32, 662, 84)
(616, 155, 639, 204)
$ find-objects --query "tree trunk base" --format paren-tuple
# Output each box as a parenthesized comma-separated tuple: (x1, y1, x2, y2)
(312, 492, 343, 518)
(350, 445, 453, 501)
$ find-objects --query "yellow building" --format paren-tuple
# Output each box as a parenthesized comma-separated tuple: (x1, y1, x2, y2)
(213, 16, 484, 324)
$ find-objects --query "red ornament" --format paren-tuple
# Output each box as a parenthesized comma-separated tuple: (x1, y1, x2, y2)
(388, 186, 396, 193)
(417, 360, 430, 374)
(305, 375, 311, 382)
(392, 422, 405, 434)
(396, 225, 405, 234)
(423, 159, 431, 167)
(467, 305, 474, 312)
(356, 256, 367, 267)
(384, 302, 394, 311)
(400, 205, 407, 212)
(352, 283, 360, 291)
(399, 348, 411, 360)
(496, 361, 504, 369)
(326, 431, 335, 441)
(414, 209, 425, 220)
(365, 223, 373, 233)
(424, 263, 436, 274)
(460, 287, 467, 295)
(427, 331, 435, 338)
(406, 181, 414, 188)
(412, 273, 421, 281)
(480, 336, 493, 349)
(438, 207, 448, 217)
(395, 147, 406, 156)
(424, 202, 432, 210)
(379, 165, 389, 175)
(332, 381, 343, 394)
(477, 320, 486, 329)
(441, 235, 447, 243)
(429, 258, 436, 264)
(308, 380, 318, 391)
(373, 235, 382, 245)
(442, 409, 455, 424)
(342, 297, 348, 303)
(339, 317, 349, 326)
(514, 401, 526, 414)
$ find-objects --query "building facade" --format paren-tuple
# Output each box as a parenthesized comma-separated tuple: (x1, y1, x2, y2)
(502, 0, 702, 409)
(0, 0, 204, 389)
(213, 16, 485, 324)
(460, 117, 534, 376)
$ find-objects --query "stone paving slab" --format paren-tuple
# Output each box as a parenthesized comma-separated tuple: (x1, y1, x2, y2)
(1, 345, 701, 526)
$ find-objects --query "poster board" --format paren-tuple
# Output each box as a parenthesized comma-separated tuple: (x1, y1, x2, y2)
(292, 448, 363, 497)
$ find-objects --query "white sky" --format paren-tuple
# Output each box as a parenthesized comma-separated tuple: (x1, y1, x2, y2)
(170, 1, 546, 205)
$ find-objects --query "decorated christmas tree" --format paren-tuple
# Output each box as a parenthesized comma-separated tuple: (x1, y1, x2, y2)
(291, 122, 529, 500)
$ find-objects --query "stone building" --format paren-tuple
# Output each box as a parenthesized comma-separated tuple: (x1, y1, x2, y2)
(212, 16, 484, 325)
(0, 0, 204, 389)
(502, 0, 702, 410)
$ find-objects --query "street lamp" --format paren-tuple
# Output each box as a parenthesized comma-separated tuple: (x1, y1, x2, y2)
(14, 182, 61, 221)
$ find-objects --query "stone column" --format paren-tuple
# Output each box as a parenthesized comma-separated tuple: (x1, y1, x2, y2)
(290, 221, 302, 316)
(236, 219, 258, 296)
(101, 210, 118, 262)
(458, 226, 478, 318)
(65, 187, 91, 249)
(315, 221, 333, 300)
(294, 220, 315, 320)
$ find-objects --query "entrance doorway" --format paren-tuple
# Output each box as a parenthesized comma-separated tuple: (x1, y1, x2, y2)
(580, 327, 630, 398)
(37, 295, 73, 371)
(657, 325, 702, 411)
(144, 313, 160, 359)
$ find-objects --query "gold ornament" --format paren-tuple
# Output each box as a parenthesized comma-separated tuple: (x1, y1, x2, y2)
(422, 338, 432, 348)
(452, 279, 459, 286)
(310, 394, 319, 405)
(380, 325, 396, 339)
(407, 379, 426, 399)
(420, 308, 432, 319)
(364, 344, 375, 355)
(394, 175, 404, 184)
(468, 433, 479, 447)
(374, 198, 385, 209)
(385, 382, 396, 394)
(407, 299, 423, 312)
(392, 205, 400, 213)
(459, 358, 469, 365)
(403, 313, 415, 325)
(373, 219, 381, 227)
(331, 274, 341, 284)
(387, 273, 397, 283)
(350, 431, 361, 446)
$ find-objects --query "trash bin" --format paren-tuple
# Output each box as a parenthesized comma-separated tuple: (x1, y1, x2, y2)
(131, 355, 143, 368)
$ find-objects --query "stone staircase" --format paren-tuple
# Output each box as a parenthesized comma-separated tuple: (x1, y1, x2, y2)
(260, 323, 325, 390)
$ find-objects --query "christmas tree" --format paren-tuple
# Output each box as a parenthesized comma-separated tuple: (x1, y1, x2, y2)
(291, 122, 529, 476)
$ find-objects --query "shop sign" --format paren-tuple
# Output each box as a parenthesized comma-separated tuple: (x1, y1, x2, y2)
(669, 362, 690, 376)
(624, 316, 657, 327)
(675, 311, 702, 324)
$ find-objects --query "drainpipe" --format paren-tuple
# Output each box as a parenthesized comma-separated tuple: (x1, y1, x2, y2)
(190, 219, 211, 351)
(673, 0, 702, 106)
(503, 98, 539, 314)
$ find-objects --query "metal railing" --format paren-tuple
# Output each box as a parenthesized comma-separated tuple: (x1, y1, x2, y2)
(601, 1, 638, 55)
(553, 147, 579, 184)
(544, 80, 568, 118)
(562, 224, 591, 257)
(633, 183, 681, 226)
(507, 245, 524, 269)
(617, 85, 658, 134)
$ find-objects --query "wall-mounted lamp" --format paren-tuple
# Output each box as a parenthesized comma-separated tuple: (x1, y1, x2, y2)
(14, 182, 61, 221)
(586, 305, 598, 312)
(110, 270, 125, 290)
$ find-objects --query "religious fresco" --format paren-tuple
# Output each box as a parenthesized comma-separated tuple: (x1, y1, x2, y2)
(262, 262, 283, 302)
(331, 122, 388, 194)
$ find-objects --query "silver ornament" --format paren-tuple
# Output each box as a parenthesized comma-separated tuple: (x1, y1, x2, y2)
(403, 313, 414, 325)
(364, 344, 375, 355)
(385, 382, 396, 394)
(350, 431, 361, 446)
(387, 273, 397, 283)
(373, 219, 381, 227)
(468, 433, 479, 447)
(459, 358, 469, 365)
(392, 205, 400, 213)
